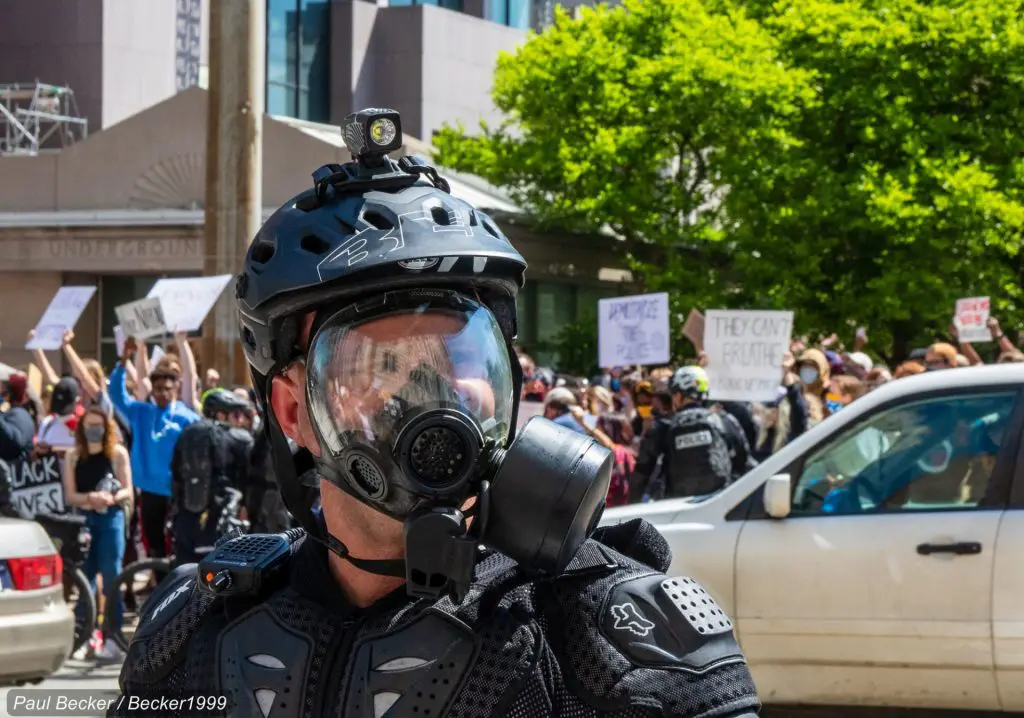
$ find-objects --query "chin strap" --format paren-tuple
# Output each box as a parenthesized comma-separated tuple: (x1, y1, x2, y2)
(309, 511, 407, 578)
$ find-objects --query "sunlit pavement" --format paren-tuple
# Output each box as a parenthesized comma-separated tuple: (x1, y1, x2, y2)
(0, 658, 122, 718)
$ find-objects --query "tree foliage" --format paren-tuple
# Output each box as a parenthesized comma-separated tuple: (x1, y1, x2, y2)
(434, 0, 1024, 361)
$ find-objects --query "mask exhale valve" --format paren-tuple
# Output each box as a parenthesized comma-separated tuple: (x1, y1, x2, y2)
(401, 415, 614, 601)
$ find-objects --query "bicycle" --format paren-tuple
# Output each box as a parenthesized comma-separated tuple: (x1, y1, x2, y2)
(103, 489, 250, 652)
(34, 512, 96, 656)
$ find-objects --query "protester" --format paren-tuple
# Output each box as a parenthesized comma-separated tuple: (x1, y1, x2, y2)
(61, 406, 132, 660)
(0, 372, 35, 460)
(109, 337, 199, 559)
(924, 342, 959, 370)
(36, 376, 83, 454)
(796, 348, 831, 424)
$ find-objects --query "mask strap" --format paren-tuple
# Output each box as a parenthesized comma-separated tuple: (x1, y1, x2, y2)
(309, 514, 407, 578)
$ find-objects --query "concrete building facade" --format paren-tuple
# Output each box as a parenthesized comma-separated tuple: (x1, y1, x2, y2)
(0, 89, 628, 370)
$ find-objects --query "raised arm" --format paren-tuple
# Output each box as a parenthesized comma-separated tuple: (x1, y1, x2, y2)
(134, 341, 152, 401)
(60, 329, 101, 400)
(27, 329, 59, 387)
(174, 329, 200, 412)
(109, 338, 143, 420)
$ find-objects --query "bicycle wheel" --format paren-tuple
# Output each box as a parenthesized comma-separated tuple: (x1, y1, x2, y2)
(103, 558, 172, 653)
(66, 567, 96, 655)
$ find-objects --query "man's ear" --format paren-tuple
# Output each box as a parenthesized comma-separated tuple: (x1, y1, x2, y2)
(271, 372, 303, 442)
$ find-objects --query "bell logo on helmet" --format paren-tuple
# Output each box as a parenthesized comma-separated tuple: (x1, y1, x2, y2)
(398, 257, 439, 271)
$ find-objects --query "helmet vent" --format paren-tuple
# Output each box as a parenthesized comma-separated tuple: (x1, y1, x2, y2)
(300, 235, 331, 255)
(363, 211, 394, 230)
(251, 242, 275, 264)
(481, 218, 501, 239)
(468, 211, 479, 226)
(430, 206, 452, 226)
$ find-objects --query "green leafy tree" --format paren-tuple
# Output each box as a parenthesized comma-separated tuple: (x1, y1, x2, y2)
(434, 0, 816, 333)
(436, 0, 1024, 362)
(729, 0, 1024, 360)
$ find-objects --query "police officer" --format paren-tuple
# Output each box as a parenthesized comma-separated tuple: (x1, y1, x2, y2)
(111, 110, 759, 718)
(632, 366, 754, 501)
(169, 388, 254, 564)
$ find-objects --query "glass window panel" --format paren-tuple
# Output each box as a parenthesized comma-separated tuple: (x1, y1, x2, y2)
(266, 0, 296, 85)
(507, 0, 530, 29)
(267, 81, 293, 117)
(791, 392, 1017, 516)
(298, 0, 330, 122)
(487, 0, 508, 27)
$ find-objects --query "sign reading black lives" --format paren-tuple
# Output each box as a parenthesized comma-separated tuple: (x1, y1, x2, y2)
(9, 453, 65, 518)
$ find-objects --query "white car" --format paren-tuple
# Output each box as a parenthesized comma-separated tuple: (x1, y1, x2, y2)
(602, 364, 1024, 713)
(0, 516, 73, 684)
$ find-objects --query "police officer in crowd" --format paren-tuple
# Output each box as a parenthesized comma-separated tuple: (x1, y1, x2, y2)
(632, 366, 755, 501)
(110, 110, 759, 718)
(169, 388, 254, 564)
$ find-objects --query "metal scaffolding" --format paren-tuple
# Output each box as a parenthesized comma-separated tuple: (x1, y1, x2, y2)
(0, 81, 88, 155)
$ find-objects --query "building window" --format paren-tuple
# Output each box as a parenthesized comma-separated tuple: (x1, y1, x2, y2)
(486, 0, 530, 28)
(266, 0, 331, 122)
(386, 0, 463, 10)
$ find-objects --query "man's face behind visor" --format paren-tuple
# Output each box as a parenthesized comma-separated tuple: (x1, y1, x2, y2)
(305, 297, 516, 458)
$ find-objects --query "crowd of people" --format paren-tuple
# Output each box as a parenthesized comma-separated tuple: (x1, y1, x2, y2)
(0, 308, 1018, 664)
(0, 328, 289, 661)
(517, 317, 1024, 506)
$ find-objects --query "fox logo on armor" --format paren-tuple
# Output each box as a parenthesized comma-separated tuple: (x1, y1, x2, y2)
(611, 601, 656, 637)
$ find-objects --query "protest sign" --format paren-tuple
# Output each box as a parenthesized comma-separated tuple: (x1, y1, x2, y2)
(704, 309, 794, 402)
(597, 292, 670, 368)
(115, 297, 168, 340)
(147, 275, 233, 333)
(954, 296, 991, 343)
(150, 344, 166, 366)
(682, 309, 706, 351)
(114, 324, 127, 357)
(9, 453, 65, 518)
(517, 401, 545, 429)
(25, 287, 97, 351)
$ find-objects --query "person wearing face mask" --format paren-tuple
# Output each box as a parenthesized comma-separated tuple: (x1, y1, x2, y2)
(796, 348, 832, 424)
(111, 110, 759, 718)
(62, 406, 133, 659)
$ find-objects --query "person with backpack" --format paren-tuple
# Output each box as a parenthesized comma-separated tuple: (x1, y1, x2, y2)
(169, 389, 254, 564)
(631, 366, 751, 501)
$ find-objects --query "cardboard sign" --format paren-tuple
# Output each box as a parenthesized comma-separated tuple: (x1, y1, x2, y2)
(954, 296, 991, 343)
(147, 275, 233, 333)
(25, 286, 98, 351)
(9, 453, 65, 518)
(704, 309, 794, 402)
(115, 297, 168, 340)
(597, 292, 671, 369)
(682, 309, 706, 351)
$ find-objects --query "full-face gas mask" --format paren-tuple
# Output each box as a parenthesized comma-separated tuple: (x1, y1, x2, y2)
(303, 288, 613, 601)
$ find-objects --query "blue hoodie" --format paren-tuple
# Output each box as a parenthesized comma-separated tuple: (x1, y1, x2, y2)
(109, 364, 200, 496)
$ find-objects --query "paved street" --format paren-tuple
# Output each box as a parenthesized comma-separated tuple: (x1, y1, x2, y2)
(0, 659, 121, 718)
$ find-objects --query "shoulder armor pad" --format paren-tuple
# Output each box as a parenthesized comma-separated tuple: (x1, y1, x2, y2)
(122, 563, 219, 683)
(548, 565, 757, 716)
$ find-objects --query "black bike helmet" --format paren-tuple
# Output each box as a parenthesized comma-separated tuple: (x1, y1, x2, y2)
(235, 109, 527, 562)
(202, 388, 251, 419)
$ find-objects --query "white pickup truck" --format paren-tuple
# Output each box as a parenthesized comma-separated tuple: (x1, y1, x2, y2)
(601, 364, 1024, 713)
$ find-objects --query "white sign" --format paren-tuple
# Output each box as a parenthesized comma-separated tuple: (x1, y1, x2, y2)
(24, 287, 97, 351)
(115, 297, 168, 340)
(704, 309, 794, 402)
(147, 275, 233, 333)
(954, 296, 991, 343)
(114, 324, 127, 357)
(597, 292, 670, 368)
(517, 401, 545, 429)
(150, 344, 167, 366)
